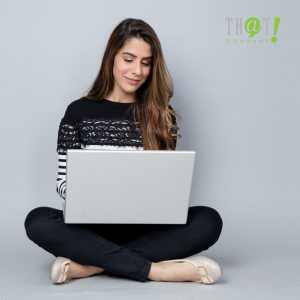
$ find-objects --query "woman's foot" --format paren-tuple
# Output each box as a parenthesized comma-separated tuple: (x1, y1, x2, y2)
(50, 257, 105, 283)
(148, 261, 203, 282)
(66, 260, 105, 280)
(148, 257, 222, 283)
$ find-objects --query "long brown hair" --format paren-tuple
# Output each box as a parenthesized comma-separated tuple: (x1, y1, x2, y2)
(83, 18, 181, 150)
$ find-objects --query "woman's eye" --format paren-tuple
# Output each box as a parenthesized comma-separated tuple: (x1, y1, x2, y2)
(124, 59, 150, 66)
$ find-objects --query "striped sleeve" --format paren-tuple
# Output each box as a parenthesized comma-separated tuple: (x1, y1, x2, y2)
(56, 149, 67, 200)
(56, 103, 81, 199)
(55, 118, 81, 199)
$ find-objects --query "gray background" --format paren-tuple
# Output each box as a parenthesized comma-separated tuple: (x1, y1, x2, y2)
(0, 0, 299, 299)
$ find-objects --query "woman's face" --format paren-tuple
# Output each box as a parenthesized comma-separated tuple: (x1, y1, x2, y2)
(113, 38, 152, 97)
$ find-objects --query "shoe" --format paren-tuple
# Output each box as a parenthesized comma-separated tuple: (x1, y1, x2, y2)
(161, 255, 223, 284)
(49, 257, 71, 283)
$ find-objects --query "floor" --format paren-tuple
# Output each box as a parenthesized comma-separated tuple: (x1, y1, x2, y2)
(1, 247, 299, 300)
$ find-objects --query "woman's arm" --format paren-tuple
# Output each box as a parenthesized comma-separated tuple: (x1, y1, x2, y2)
(56, 102, 81, 200)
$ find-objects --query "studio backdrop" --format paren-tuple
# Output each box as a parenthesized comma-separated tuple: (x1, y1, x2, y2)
(0, 0, 299, 298)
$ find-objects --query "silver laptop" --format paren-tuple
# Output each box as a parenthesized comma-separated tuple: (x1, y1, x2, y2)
(63, 149, 196, 224)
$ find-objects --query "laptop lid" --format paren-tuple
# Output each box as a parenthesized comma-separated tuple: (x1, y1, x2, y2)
(64, 150, 196, 224)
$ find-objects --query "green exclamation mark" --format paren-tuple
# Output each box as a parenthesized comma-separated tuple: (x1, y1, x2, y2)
(271, 17, 281, 43)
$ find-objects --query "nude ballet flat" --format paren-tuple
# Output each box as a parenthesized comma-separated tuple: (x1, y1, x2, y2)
(161, 255, 223, 284)
(49, 257, 71, 283)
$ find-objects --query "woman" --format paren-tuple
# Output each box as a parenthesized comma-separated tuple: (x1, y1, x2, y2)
(24, 18, 223, 285)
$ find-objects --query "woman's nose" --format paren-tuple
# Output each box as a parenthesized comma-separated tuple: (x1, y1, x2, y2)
(131, 62, 142, 76)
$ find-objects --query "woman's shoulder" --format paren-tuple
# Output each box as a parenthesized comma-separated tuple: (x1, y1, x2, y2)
(62, 97, 91, 123)
(65, 97, 90, 111)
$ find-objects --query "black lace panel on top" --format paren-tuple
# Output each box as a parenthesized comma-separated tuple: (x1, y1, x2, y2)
(81, 116, 143, 149)
(56, 116, 143, 152)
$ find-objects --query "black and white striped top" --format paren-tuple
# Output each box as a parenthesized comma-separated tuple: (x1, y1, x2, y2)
(56, 97, 178, 200)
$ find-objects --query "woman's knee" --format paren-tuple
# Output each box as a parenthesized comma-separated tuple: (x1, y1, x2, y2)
(189, 206, 223, 238)
(24, 206, 53, 243)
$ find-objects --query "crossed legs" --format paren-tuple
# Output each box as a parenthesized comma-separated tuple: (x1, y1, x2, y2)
(24, 205, 223, 282)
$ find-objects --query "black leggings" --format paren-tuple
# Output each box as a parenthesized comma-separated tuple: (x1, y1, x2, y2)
(24, 205, 223, 282)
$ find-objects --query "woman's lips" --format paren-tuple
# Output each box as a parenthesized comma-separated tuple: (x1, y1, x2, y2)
(125, 77, 139, 84)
